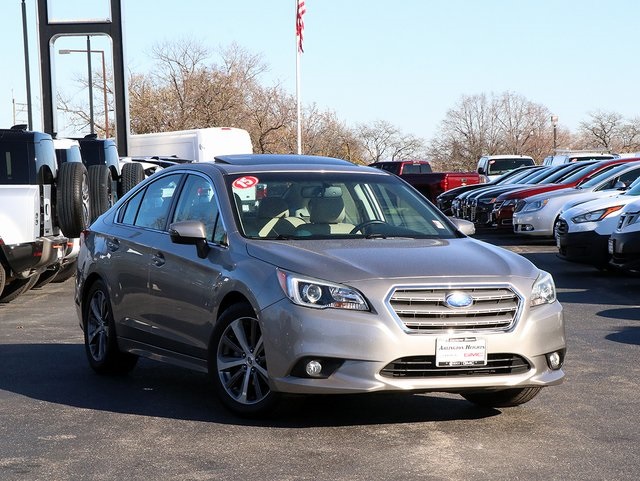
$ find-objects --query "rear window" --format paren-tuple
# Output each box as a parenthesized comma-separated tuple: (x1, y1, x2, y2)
(0, 142, 33, 184)
(401, 163, 432, 174)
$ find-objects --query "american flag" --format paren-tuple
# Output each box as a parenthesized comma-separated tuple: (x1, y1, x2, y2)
(296, 0, 306, 53)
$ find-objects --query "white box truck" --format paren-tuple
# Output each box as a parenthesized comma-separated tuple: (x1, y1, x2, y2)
(127, 127, 253, 162)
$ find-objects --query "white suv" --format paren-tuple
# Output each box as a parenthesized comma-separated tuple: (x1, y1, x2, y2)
(0, 126, 90, 302)
(476, 155, 535, 182)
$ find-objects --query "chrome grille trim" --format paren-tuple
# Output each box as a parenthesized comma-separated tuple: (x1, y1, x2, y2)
(380, 354, 530, 378)
(387, 285, 522, 333)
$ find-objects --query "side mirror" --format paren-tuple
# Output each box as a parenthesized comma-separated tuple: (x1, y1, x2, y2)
(477, 167, 486, 175)
(169, 220, 210, 258)
(449, 217, 476, 236)
(614, 180, 627, 190)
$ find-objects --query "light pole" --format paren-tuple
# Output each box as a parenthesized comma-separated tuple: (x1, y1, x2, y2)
(59, 42, 109, 137)
(551, 115, 558, 152)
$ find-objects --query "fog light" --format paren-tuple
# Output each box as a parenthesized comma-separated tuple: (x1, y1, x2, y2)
(523, 224, 534, 232)
(546, 351, 563, 370)
(305, 360, 323, 377)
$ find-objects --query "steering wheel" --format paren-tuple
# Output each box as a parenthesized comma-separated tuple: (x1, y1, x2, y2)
(349, 219, 388, 235)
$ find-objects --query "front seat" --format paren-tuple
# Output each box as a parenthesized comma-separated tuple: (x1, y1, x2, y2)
(295, 196, 355, 235)
(255, 197, 305, 237)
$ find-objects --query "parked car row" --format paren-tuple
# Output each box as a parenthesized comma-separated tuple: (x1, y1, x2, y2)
(0, 125, 146, 304)
(437, 152, 640, 275)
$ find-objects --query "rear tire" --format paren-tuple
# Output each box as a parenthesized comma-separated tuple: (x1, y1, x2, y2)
(462, 387, 542, 408)
(119, 162, 145, 197)
(88, 165, 116, 223)
(0, 275, 39, 304)
(0, 267, 6, 298)
(32, 266, 60, 289)
(82, 280, 138, 374)
(52, 261, 76, 283)
(57, 162, 90, 238)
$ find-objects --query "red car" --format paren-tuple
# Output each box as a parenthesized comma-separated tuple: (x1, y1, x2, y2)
(491, 158, 640, 229)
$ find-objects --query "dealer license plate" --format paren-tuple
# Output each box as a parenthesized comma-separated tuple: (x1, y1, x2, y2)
(436, 337, 487, 367)
(608, 238, 615, 254)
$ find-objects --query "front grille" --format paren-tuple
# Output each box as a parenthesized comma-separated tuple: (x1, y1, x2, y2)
(388, 286, 521, 332)
(555, 219, 568, 237)
(380, 354, 530, 378)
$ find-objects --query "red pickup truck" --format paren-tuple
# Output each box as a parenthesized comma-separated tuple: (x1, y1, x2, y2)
(370, 160, 484, 203)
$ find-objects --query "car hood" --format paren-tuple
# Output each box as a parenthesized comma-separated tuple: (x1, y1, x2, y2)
(245, 237, 539, 283)
(497, 183, 571, 201)
(560, 192, 640, 218)
(524, 186, 620, 206)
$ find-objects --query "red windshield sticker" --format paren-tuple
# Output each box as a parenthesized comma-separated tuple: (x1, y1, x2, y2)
(233, 176, 259, 189)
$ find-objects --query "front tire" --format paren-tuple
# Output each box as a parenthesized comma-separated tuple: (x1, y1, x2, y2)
(210, 303, 279, 416)
(462, 387, 542, 408)
(83, 280, 138, 375)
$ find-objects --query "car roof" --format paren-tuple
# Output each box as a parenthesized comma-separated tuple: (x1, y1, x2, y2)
(179, 154, 379, 175)
(482, 154, 534, 159)
(214, 154, 354, 166)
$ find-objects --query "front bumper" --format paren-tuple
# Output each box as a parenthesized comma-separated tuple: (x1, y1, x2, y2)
(513, 211, 555, 237)
(556, 227, 610, 266)
(0, 235, 68, 277)
(260, 298, 565, 395)
(492, 205, 515, 229)
(609, 230, 640, 272)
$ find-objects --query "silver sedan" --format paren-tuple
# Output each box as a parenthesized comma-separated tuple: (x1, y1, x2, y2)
(75, 155, 566, 416)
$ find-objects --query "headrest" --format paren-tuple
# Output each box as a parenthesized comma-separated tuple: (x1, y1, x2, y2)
(309, 196, 345, 223)
(258, 197, 289, 219)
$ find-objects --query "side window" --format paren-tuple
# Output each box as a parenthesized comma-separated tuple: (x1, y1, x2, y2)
(134, 174, 182, 230)
(619, 168, 640, 187)
(172, 174, 224, 242)
(120, 189, 144, 225)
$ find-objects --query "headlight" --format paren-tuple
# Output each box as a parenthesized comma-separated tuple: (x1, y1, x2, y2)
(501, 199, 518, 207)
(571, 205, 623, 223)
(276, 269, 369, 311)
(530, 270, 556, 307)
(625, 210, 640, 227)
(522, 199, 549, 213)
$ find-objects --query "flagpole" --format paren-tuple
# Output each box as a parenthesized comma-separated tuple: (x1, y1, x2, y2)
(295, 0, 303, 155)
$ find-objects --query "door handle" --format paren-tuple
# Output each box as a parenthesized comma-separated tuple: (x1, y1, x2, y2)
(152, 252, 165, 267)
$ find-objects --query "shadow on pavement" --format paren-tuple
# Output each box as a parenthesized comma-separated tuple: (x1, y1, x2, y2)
(0, 343, 501, 427)
(605, 326, 640, 346)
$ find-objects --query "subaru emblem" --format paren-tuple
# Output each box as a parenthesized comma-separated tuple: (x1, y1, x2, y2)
(444, 291, 474, 309)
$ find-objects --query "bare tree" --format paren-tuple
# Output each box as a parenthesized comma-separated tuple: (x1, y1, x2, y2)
(356, 120, 426, 163)
(430, 92, 557, 170)
(578, 110, 624, 150)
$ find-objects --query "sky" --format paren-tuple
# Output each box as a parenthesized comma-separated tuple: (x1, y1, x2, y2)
(1, 0, 639, 143)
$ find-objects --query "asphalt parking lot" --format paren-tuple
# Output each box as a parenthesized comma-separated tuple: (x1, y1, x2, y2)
(1, 235, 639, 481)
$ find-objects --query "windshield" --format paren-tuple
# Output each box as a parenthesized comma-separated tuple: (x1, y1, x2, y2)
(558, 162, 615, 185)
(578, 163, 631, 189)
(624, 177, 640, 196)
(487, 158, 534, 175)
(228, 172, 458, 240)
(496, 166, 542, 184)
(539, 162, 595, 184)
